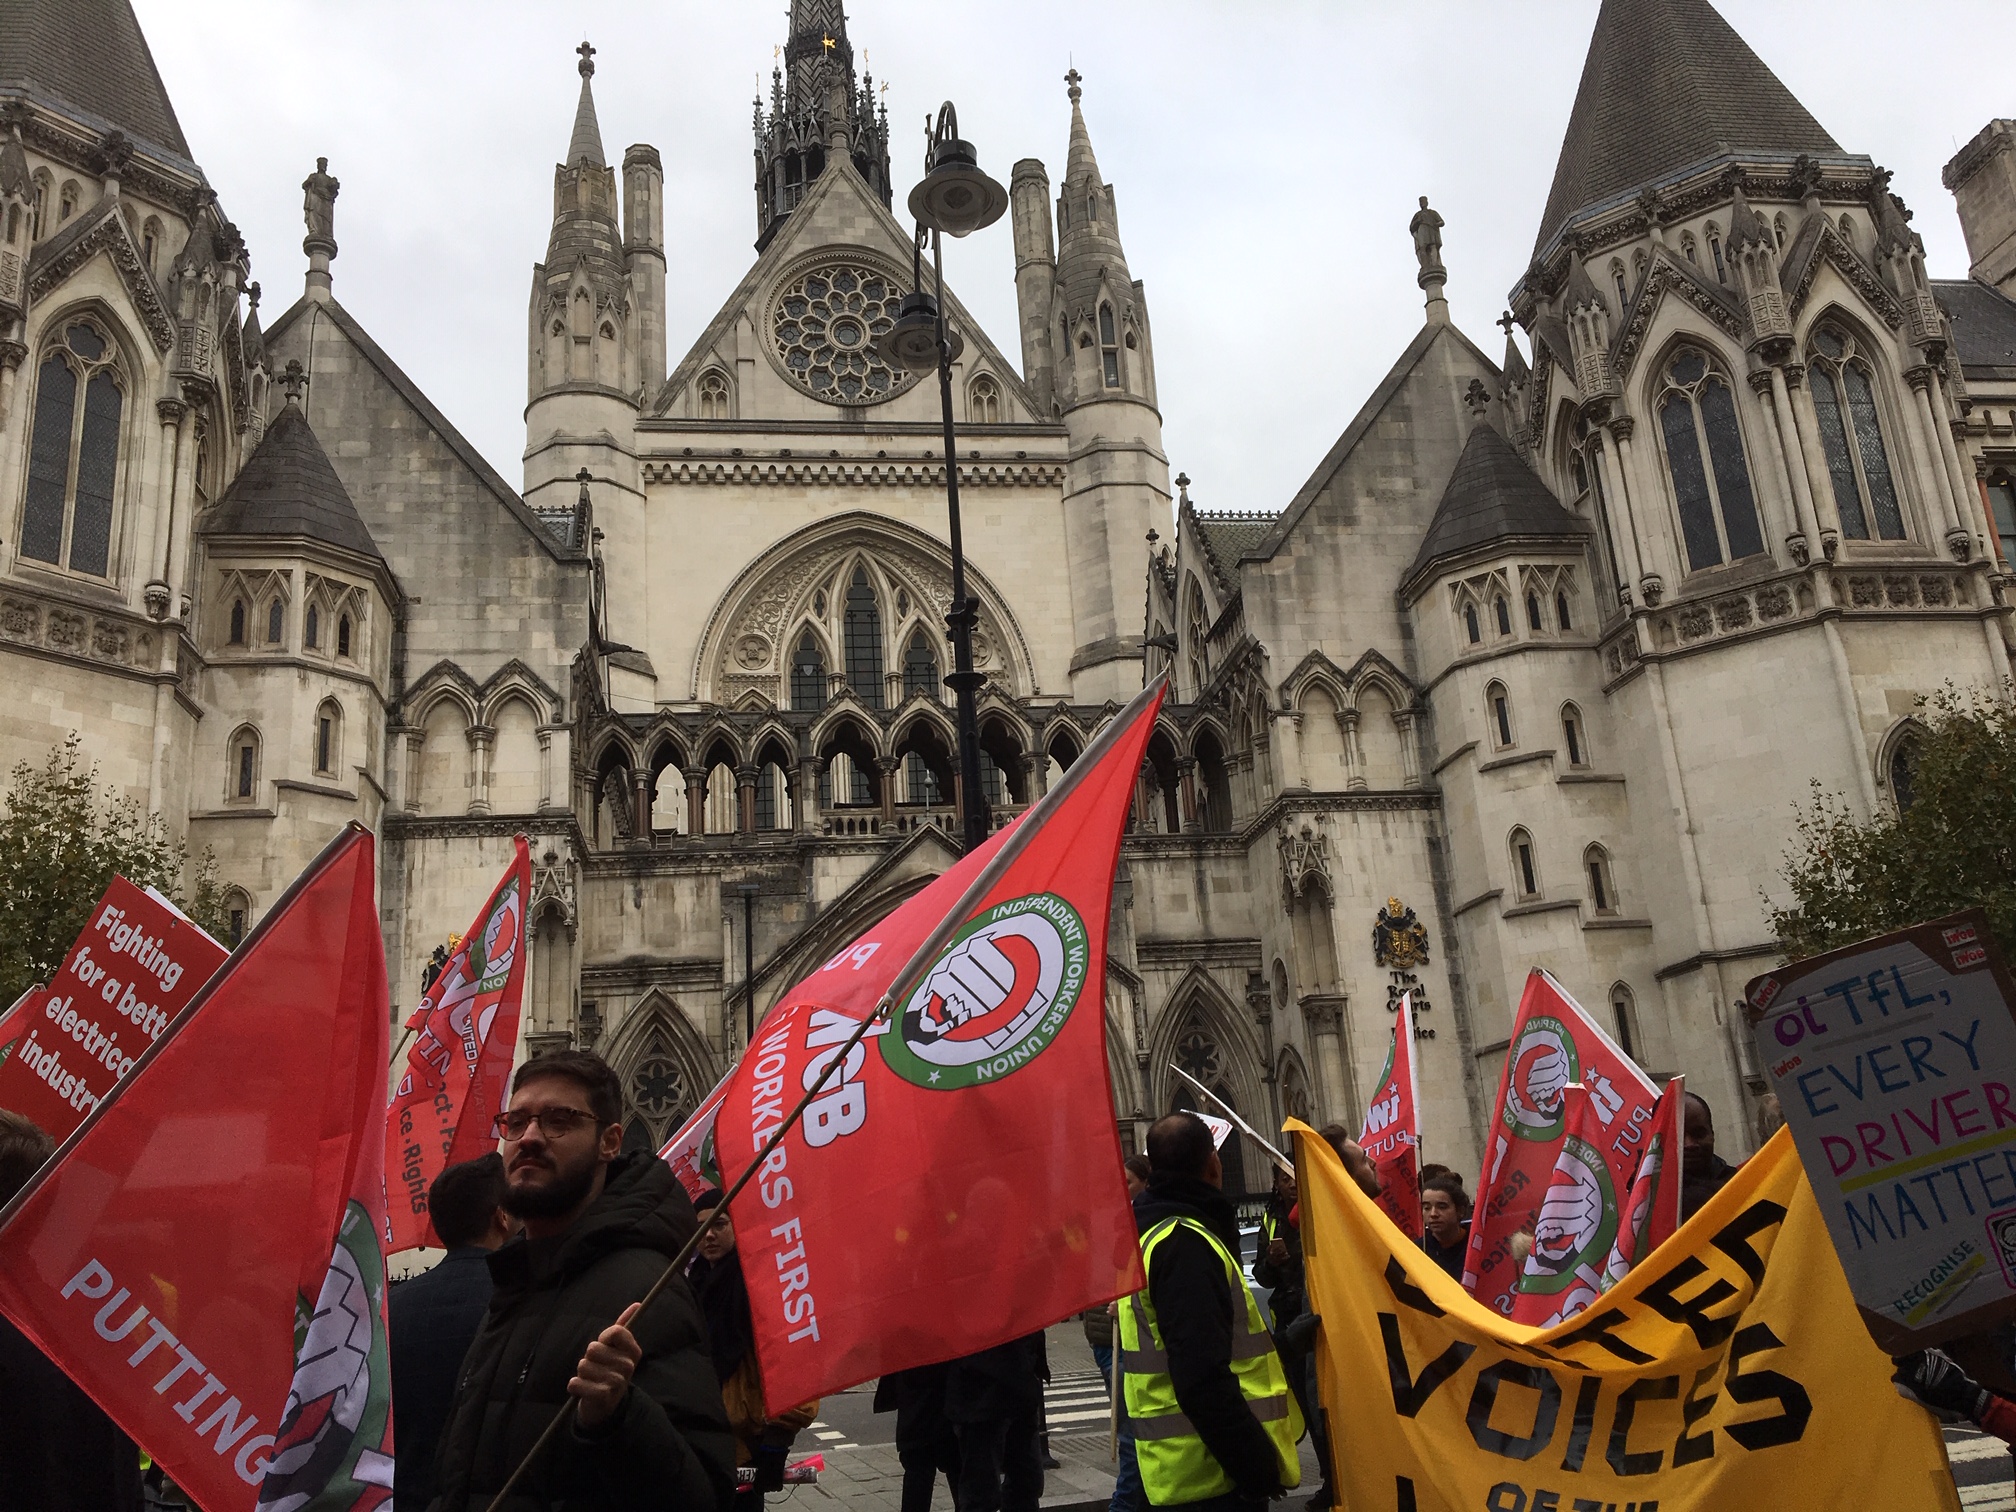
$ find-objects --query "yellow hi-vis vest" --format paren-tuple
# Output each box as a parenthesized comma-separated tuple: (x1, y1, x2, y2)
(1119, 1216, 1302, 1505)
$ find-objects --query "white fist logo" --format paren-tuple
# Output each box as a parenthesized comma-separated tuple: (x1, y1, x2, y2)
(1505, 1017, 1578, 1137)
(900, 909, 1070, 1070)
(920, 933, 1019, 1035)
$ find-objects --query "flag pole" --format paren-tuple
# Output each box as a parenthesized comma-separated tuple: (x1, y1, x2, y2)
(484, 676, 1169, 1510)
(1169, 1062, 1295, 1175)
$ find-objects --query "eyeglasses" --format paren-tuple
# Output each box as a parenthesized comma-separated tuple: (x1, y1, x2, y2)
(493, 1106, 600, 1141)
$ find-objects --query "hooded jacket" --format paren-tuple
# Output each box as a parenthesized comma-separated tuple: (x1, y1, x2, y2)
(424, 1152, 737, 1512)
(1133, 1173, 1283, 1500)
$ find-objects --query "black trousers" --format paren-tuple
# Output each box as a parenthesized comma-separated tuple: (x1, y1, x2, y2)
(897, 1398, 961, 1512)
(952, 1407, 1044, 1512)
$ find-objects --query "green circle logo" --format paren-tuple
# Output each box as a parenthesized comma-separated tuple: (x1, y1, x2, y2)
(1517, 1135, 1620, 1297)
(880, 893, 1090, 1090)
(1503, 1014, 1578, 1141)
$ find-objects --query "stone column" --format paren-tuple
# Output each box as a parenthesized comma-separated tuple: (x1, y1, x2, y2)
(1337, 709, 1367, 791)
(1934, 371, 1984, 555)
(737, 764, 759, 834)
(1248, 972, 1279, 1129)
(1906, 366, 1967, 552)
(1764, 366, 1821, 554)
(163, 398, 202, 616)
(403, 730, 424, 813)
(1273, 709, 1307, 792)
(1393, 709, 1422, 789)
(146, 398, 187, 618)
(536, 729, 554, 811)
(1304, 997, 1349, 1126)
(684, 768, 706, 836)
(1785, 364, 1845, 549)
(1176, 756, 1199, 831)
(467, 726, 495, 815)
(1596, 423, 1654, 602)
(1745, 370, 1802, 560)
(0, 341, 26, 572)
(876, 756, 900, 833)
(797, 754, 821, 835)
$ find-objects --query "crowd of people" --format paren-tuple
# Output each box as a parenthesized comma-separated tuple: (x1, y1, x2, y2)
(1, 1056, 2010, 1512)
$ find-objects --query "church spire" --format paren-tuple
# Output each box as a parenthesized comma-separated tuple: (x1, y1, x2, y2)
(1533, 0, 1840, 256)
(567, 40, 606, 169)
(752, 0, 890, 248)
(1064, 68, 1099, 191)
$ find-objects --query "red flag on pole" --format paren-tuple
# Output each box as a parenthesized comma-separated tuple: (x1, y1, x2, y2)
(1462, 969, 1660, 1322)
(0, 824, 396, 1512)
(1359, 992, 1422, 1240)
(711, 680, 1165, 1408)
(658, 1069, 733, 1203)
(384, 836, 531, 1253)
(0, 878, 226, 1139)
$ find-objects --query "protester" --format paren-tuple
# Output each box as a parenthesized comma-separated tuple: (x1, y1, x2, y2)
(391, 1153, 516, 1508)
(1121, 1112, 1300, 1510)
(1317, 1122, 1383, 1199)
(1251, 1161, 1319, 1508)
(1893, 1348, 2016, 1441)
(1110, 1152, 1155, 1512)
(874, 1363, 961, 1512)
(1125, 1152, 1150, 1198)
(424, 1051, 736, 1511)
(944, 1334, 1048, 1512)
(687, 1190, 818, 1511)
(1679, 1091, 1738, 1218)
(0, 1109, 142, 1512)
(1083, 1295, 1115, 1391)
(1418, 1174, 1472, 1279)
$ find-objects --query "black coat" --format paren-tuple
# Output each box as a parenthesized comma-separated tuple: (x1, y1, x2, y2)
(943, 1334, 1047, 1424)
(0, 1315, 139, 1512)
(423, 1153, 737, 1512)
(391, 1246, 496, 1508)
(1134, 1174, 1284, 1499)
(1248, 1193, 1305, 1325)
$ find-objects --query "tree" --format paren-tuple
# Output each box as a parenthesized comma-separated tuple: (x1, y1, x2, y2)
(1770, 686, 2016, 966)
(0, 735, 228, 1005)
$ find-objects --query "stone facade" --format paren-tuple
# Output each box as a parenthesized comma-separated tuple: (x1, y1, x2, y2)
(8, 0, 2016, 1189)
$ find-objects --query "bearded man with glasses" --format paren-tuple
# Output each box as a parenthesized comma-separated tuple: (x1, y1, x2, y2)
(423, 1050, 737, 1511)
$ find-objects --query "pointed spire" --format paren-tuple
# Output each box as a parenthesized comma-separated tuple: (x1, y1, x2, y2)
(1064, 68, 1100, 190)
(1726, 184, 1770, 251)
(567, 41, 606, 168)
(1533, 0, 1840, 256)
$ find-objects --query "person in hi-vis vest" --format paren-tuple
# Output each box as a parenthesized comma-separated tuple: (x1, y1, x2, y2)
(1119, 1114, 1301, 1510)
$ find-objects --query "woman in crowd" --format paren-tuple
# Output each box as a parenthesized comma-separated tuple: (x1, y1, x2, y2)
(688, 1190, 820, 1510)
(1419, 1173, 1472, 1279)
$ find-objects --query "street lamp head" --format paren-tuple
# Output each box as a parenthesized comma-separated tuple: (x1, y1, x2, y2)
(871, 290, 963, 372)
(908, 103, 1007, 238)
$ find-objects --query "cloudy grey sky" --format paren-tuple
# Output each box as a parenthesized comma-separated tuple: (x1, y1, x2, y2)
(135, 1, 2016, 520)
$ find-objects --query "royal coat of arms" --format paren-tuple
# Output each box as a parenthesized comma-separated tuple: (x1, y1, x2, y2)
(1373, 896, 1430, 968)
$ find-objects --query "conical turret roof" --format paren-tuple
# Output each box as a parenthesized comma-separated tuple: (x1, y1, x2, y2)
(1533, 0, 1839, 256)
(1409, 422, 1587, 585)
(0, 0, 189, 158)
(205, 398, 382, 563)
(566, 43, 605, 168)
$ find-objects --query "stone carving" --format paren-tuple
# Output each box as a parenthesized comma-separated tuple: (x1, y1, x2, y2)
(1920, 575, 1954, 607)
(1677, 604, 1713, 641)
(1884, 574, 1918, 607)
(1409, 196, 1445, 278)
(769, 259, 921, 406)
(1278, 821, 1330, 907)
(735, 633, 770, 670)
(0, 598, 36, 641)
(1712, 595, 1752, 632)
(1372, 896, 1430, 969)
(46, 612, 87, 653)
(1756, 585, 1793, 621)
(302, 156, 339, 246)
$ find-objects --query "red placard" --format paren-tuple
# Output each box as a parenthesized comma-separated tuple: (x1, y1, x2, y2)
(1359, 992, 1423, 1240)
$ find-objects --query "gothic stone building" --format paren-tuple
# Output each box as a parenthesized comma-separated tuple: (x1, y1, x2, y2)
(6, 0, 2016, 1192)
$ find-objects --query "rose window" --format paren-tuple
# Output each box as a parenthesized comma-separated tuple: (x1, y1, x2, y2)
(772, 263, 919, 406)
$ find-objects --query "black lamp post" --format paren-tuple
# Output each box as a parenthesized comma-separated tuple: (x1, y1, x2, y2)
(874, 102, 1008, 854)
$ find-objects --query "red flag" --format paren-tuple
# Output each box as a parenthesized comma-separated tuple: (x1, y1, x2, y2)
(1462, 969, 1659, 1322)
(384, 837, 531, 1254)
(0, 825, 395, 1512)
(659, 1069, 733, 1203)
(1612, 1077, 1683, 1268)
(1359, 992, 1422, 1240)
(712, 681, 1164, 1408)
(0, 985, 45, 1070)
(0, 878, 226, 1139)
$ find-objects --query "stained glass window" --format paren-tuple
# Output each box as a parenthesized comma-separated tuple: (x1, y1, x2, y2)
(267, 600, 284, 644)
(843, 567, 883, 707)
(902, 631, 938, 700)
(1809, 328, 1905, 541)
(791, 631, 827, 711)
(19, 324, 123, 575)
(1660, 349, 1763, 572)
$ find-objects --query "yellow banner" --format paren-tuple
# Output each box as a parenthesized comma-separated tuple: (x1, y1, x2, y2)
(1293, 1122, 1960, 1512)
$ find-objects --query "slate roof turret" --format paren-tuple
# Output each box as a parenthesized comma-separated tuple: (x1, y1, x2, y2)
(204, 388, 383, 564)
(1406, 422, 1587, 593)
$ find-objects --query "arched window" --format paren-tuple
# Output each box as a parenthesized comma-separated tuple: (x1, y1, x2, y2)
(790, 631, 827, 711)
(1555, 590, 1572, 630)
(228, 599, 246, 645)
(304, 603, 320, 650)
(1561, 703, 1588, 768)
(21, 321, 124, 577)
(1889, 726, 1924, 812)
(337, 613, 353, 658)
(266, 598, 284, 644)
(1989, 477, 2016, 566)
(1707, 225, 1726, 283)
(1585, 844, 1617, 914)
(1807, 325, 1905, 540)
(968, 374, 1001, 424)
(1610, 983, 1639, 1061)
(1611, 261, 1628, 312)
(1681, 232, 1697, 267)
(141, 216, 162, 273)
(1773, 213, 1788, 250)
(697, 370, 730, 421)
(1525, 591, 1543, 632)
(1493, 595, 1512, 636)
(1087, 193, 1098, 224)
(314, 700, 342, 776)
(1099, 303, 1120, 388)
(1486, 682, 1514, 749)
(29, 170, 48, 239)
(58, 180, 79, 223)
(1463, 601, 1481, 645)
(1658, 347, 1764, 572)
(229, 727, 261, 802)
(224, 889, 251, 946)
(902, 630, 938, 701)
(842, 567, 884, 707)
(1509, 827, 1540, 900)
